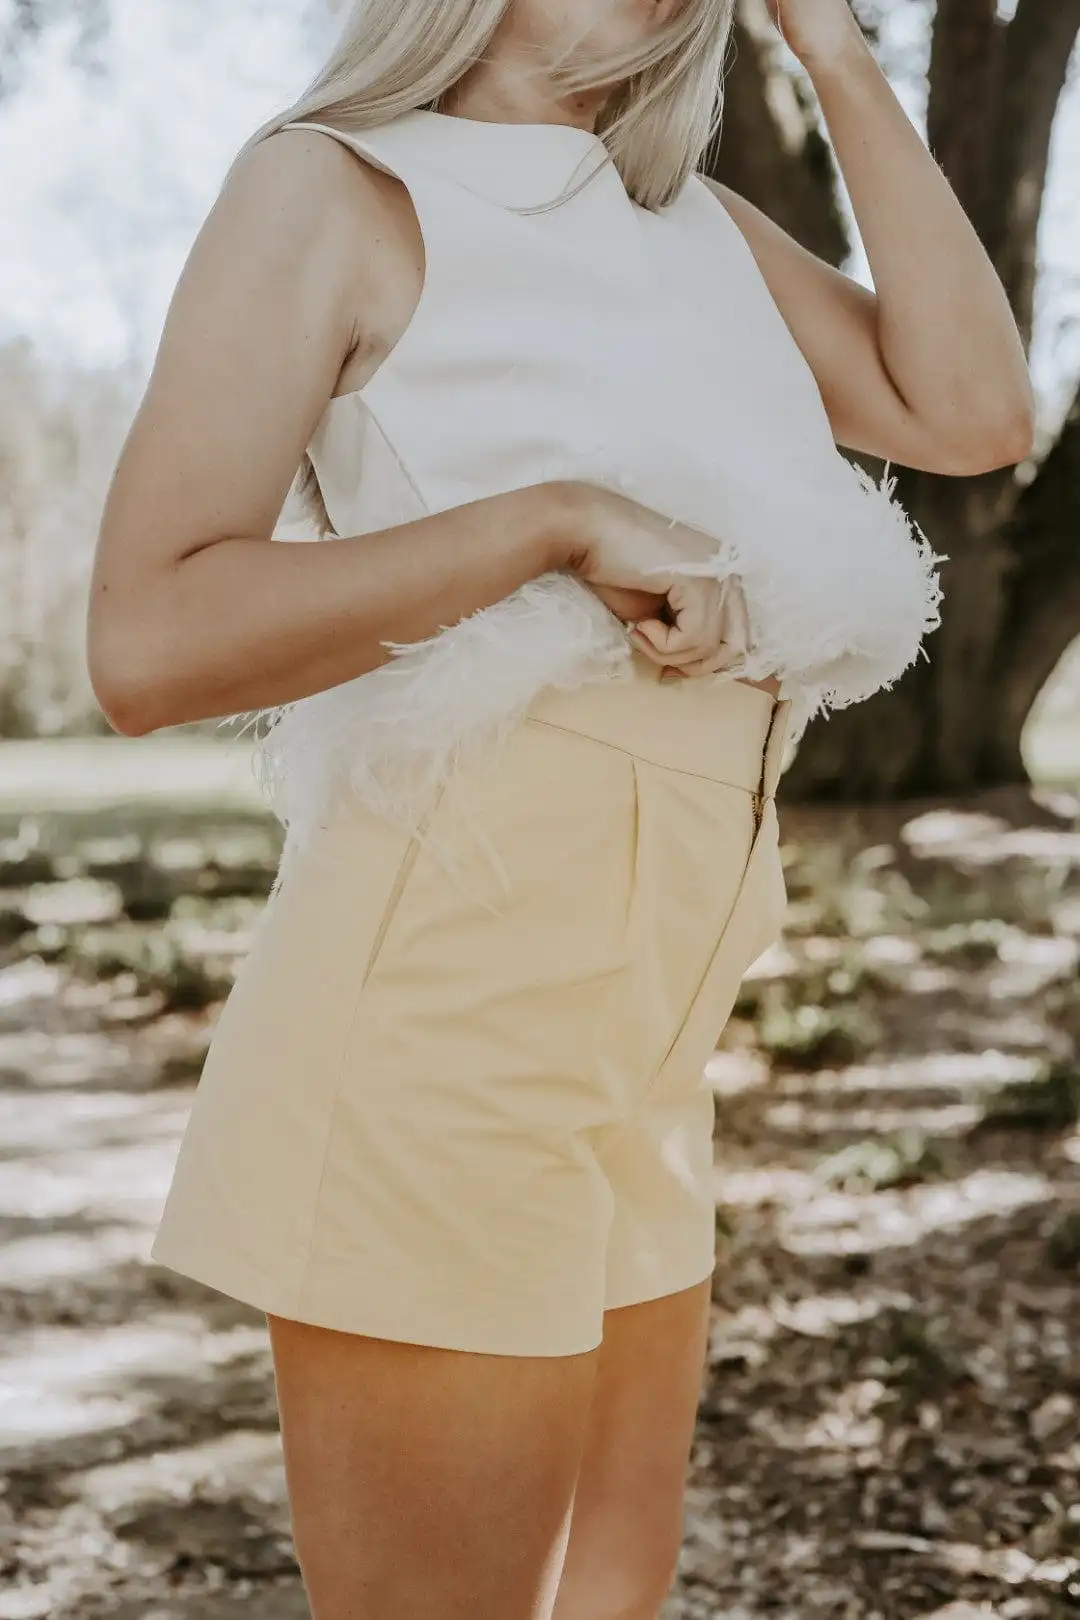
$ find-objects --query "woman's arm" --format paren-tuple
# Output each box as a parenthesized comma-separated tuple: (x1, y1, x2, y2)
(88, 130, 576, 737)
(91, 126, 742, 732)
(708, 0, 1036, 477)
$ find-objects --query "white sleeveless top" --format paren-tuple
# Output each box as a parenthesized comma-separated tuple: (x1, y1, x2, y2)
(257, 110, 942, 849)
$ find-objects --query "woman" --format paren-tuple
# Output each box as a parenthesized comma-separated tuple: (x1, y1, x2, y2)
(88, 0, 1033, 1615)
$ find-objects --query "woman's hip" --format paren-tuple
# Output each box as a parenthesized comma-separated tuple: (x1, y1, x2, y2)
(524, 654, 788, 804)
(210, 667, 787, 1109)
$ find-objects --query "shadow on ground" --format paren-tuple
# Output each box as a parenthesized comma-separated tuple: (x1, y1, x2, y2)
(1, 792, 1079, 1620)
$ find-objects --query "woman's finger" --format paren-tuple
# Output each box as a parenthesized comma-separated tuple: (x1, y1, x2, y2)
(633, 618, 690, 656)
(677, 652, 742, 680)
(630, 629, 685, 668)
(634, 602, 725, 664)
(633, 624, 709, 665)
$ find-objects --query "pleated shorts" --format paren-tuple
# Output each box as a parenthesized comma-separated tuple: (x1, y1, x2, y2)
(152, 660, 789, 1357)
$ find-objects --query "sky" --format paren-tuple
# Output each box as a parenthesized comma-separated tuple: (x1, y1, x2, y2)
(0, 0, 1077, 417)
(0, 0, 339, 367)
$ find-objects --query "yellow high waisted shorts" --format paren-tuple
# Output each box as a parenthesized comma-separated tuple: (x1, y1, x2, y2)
(152, 662, 789, 1357)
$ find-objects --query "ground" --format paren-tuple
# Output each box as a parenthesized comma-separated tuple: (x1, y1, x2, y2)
(1, 738, 1079, 1620)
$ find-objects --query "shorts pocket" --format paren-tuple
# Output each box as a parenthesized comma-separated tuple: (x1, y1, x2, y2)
(649, 797, 784, 1096)
(603, 764, 759, 1101)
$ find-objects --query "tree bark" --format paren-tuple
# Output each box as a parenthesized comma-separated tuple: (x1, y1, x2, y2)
(926, 0, 1002, 222)
(987, 390, 1080, 777)
(982, 0, 1080, 347)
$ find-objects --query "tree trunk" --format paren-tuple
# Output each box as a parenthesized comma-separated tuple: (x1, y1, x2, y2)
(704, 19, 848, 266)
(982, 0, 1080, 347)
(987, 393, 1080, 778)
(783, 474, 1022, 800)
(710, 5, 1080, 803)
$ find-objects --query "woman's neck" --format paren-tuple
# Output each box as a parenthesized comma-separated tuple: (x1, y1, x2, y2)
(439, 58, 607, 133)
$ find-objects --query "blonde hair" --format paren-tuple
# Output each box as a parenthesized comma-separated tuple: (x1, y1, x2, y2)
(245, 0, 736, 533)
(243, 0, 735, 211)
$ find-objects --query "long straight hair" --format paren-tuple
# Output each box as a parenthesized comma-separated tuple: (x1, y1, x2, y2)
(247, 0, 737, 534)
(240, 0, 736, 210)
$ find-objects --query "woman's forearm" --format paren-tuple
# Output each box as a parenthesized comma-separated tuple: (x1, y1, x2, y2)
(89, 485, 574, 735)
(799, 18, 1035, 448)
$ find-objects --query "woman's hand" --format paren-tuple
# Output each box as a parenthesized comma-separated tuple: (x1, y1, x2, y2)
(764, 0, 865, 68)
(588, 583, 670, 626)
(553, 484, 749, 678)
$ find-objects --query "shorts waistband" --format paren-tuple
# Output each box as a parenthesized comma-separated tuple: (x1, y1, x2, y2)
(526, 655, 790, 801)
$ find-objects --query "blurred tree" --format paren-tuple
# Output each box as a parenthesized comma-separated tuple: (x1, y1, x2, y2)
(709, 0, 1080, 798)
(0, 342, 130, 736)
(0, 0, 109, 94)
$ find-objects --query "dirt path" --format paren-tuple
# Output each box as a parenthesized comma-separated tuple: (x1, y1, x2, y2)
(1, 794, 1079, 1619)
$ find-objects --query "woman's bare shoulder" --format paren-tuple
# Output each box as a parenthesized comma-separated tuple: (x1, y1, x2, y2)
(187, 123, 414, 379)
(213, 125, 388, 266)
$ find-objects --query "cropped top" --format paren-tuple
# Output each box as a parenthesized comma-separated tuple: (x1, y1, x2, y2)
(255, 109, 942, 852)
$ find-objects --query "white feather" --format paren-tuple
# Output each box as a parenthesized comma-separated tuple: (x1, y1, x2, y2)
(253, 571, 631, 865)
(247, 456, 942, 868)
(655, 461, 944, 739)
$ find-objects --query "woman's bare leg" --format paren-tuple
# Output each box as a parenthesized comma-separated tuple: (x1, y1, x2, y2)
(552, 1279, 712, 1620)
(267, 1317, 598, 1620)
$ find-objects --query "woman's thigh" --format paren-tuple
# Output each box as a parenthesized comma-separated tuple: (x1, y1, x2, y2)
(553, 1279, 712, 1620)
(268, 1316, 598, 1620)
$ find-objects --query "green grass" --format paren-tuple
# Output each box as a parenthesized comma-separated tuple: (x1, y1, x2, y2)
(0, 733, 274, 847)
(0, 699, 1077, 837)
(0, 734, 265, 813)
